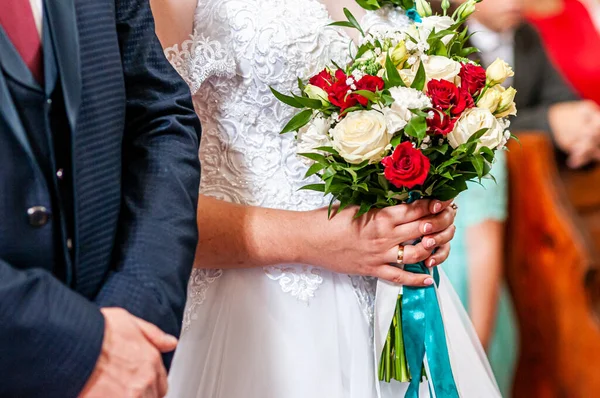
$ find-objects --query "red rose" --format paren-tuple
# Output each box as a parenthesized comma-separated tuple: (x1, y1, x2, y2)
(328, 81, 358, 111)
(459, 63, 486, 95)
(309, 69, 334, 91)
(381, 142, 431, 189)
(427, 79, 474, 117)
(427, 110, 456, 136)
(354, 75, 385, 105)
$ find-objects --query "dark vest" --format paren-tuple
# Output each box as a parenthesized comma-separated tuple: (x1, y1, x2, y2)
(0, 13, 74, 284)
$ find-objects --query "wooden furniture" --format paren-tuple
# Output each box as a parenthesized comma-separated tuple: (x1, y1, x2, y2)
(506, 133, 600, 398)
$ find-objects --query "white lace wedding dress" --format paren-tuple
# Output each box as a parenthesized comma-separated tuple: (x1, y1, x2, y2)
(164, 1, 502, 397)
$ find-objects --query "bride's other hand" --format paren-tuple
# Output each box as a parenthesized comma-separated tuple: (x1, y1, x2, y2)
(304, 201, 457, 287)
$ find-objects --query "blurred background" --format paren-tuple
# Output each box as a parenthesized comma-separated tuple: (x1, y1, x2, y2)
(433, 0, 600, 396)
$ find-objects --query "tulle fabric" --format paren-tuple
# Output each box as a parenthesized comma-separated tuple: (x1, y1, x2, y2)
(167, 268, 500, 398)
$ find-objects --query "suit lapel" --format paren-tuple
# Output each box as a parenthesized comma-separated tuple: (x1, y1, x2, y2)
(0, 72, 38, 162)
(45, 0, 81, 135)
(0, 25, 39, 162)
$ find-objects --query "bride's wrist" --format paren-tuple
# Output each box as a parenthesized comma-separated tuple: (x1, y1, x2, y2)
(279, 209, 323, 266)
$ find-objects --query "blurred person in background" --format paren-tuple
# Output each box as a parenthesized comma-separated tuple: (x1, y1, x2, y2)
(525, 0, 600, 106)
(465, 0, 600, 169)
(430, 1, 600, 396)
(442, 153, 517, 397)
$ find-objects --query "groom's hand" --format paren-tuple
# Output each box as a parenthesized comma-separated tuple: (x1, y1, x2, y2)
(79, 308, 178, 398)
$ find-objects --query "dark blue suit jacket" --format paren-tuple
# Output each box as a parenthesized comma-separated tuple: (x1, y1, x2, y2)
(0, 1, 201, 396)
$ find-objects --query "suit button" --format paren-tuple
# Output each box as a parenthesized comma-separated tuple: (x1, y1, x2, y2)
(27, 206, 51, 227)
(56, 169, 64, 180)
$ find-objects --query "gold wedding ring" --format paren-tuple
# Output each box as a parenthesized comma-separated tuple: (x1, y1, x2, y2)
(396, 245, 405, 266)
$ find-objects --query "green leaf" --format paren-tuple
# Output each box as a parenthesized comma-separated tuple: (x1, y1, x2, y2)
(355, 202, 372, 218)
(468, 128, 490, 144)
(410, 61, 426, 91)
(299, 183, 326, 192)
(344, 8, 366, 37)
(270, 87, 303, 108)
(344, 167, 358, 182)
(355, 0, 381, 10)
(299, 152, 329, 165)
(293, 95, 325, 109)
(471, 155, 484, 178)
(354, 90, 379, 102)
(297, 77, 306, 92)
(305, 163, 325, 178)
(404, 115, 427, 140)
(390, 134, 403, 147)
(329, 21, 355, 29)
(460, 47, 479, 57)
(385, 53, 405, 88)
(441, 171, 454, 180)
(280, 109, 313, 134)
(314, 146, 340, 156)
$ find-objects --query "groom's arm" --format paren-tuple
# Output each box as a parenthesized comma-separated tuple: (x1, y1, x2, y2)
(0, 262, 104, 397)
(94, 0, 201, 358)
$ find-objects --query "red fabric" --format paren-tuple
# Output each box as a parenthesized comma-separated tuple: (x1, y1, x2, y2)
(527, 0, 600, 105)
(0, 0, 43, 84)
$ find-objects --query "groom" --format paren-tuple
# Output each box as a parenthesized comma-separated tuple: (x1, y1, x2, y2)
(0, 0, 200, 397)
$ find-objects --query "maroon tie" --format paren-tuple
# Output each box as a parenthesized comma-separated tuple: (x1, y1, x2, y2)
(0, 0, 44, 84)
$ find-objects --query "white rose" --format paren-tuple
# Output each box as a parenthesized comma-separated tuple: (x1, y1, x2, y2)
(448, 108, 506, 150)
(486, 58, 515, 86)
(381, 87, 433, 133)
(400, 55, 462, 87)
(331, 110, 392, 164)
(304, 84, 329, 106)
(297, 116, 332, 165)
(419, 16, 455, 44)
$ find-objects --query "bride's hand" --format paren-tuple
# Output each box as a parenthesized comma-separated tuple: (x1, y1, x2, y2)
(303, 200, 457, 287)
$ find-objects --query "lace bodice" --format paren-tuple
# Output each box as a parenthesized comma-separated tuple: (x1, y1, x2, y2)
(165, 1, 407, 328)
(166, 0, 352, 211)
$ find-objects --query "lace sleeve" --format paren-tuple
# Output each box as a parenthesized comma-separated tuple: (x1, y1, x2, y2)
(457, 151, 508, 227)
(163, 1, 236, 95)
(361, 4, 411, 34)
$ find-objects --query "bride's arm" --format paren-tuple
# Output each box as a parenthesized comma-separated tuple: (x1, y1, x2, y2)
(195, 195, 457, 287)
(150, 0, 197, 49)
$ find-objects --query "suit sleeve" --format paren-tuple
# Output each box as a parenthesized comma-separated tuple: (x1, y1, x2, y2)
(93, 0, 201, 362)
(511, 28, 579, 133)
(0, 262, 105, 397)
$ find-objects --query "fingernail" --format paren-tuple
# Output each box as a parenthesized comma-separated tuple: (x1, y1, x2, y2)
(424, 278, 434, 286)
(428, 259, 436, 268)
(423, 223, 433, 234)
(433, 202, 442, 213)
(426, 238, 436, 248)
(164, 334, 178, 345)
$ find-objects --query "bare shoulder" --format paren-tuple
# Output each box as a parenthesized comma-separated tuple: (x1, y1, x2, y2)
(150, 0, 198, 49)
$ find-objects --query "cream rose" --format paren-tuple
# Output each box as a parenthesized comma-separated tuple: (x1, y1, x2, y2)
(297, 116, 332, 165)
(495, 87, 518, 118)
(331, 110, 392, 164)
(486, 58, 515, 86)
(448, 108, 506, 150)
(476, 85, 503, 113)
(400, 55, 462, 87)
(477, 85, 517, 118)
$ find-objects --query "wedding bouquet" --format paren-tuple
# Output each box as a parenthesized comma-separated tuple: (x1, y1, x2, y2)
(272, 0, 516, 395)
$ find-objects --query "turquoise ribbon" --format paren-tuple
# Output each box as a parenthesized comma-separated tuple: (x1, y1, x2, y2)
(406, 7, 423, 23)
(402, 263, 459, 398)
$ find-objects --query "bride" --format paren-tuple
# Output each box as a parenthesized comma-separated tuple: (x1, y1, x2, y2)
(151, 0, 501, 396)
